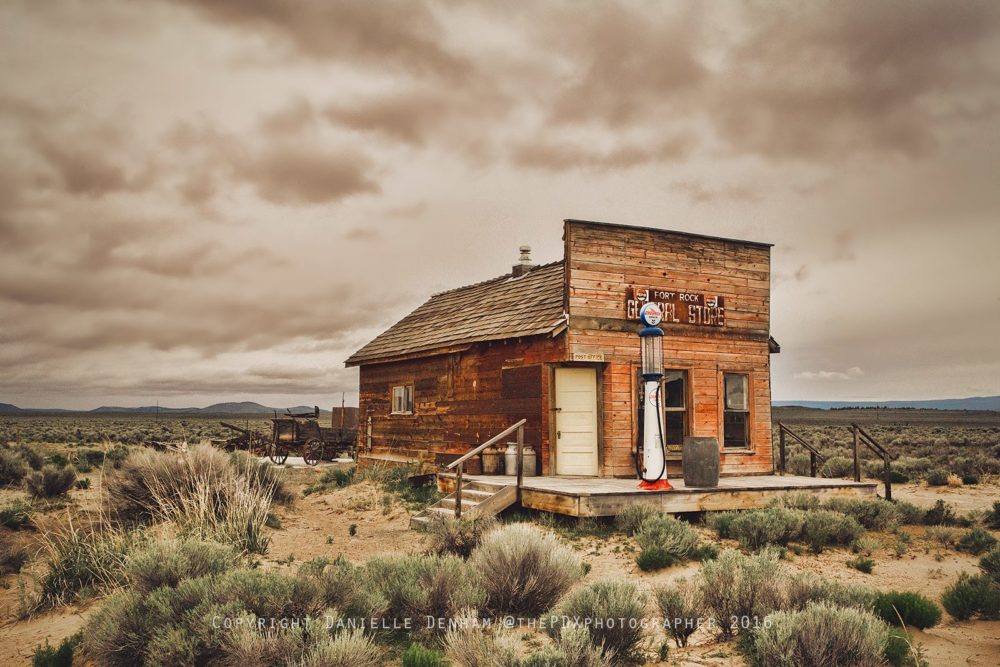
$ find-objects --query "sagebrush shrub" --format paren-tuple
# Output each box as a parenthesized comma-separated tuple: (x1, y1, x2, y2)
(699, 547, 784, 638)
(749, 602, 889, 667)
(925, 469, 950, 486)
(523, 626, 610, 667)
(956, 527, 998, 555)
(31, 633, 79, 667)
(470, 523, 581, 617)
(768, 492, 820, 511)
(893, 457, 933, 481)
(0, 449, 27, 487)
(125, 537, 236, 593)
(820, 456, 854, 478)
(362, 554, 484, 631)
(548, 580, 647, 663)
(873, 591, 941, 629)
(25, 465, 76, 499)
(653, 577, 703, 647)
(298, 630, 384, 667)
(785, 453, 812, 477)
(847, 556, 875, 574)
(985, 502, 1000, 530)
(427, 514, 498, 559)
(822, 497, 900, 531)
(941, 573, 1000, 620)
(923, 500, 957, 526)
(712, 507, 804, 550)
(980, 546, 1000, 585)
(894, 501, 925, 525)
(444, 612, 520, 667)
(84, 568, 329, 666)
(0, 544, 29, 575)
(17, 444, 45, 471)
(402, 642, 449, 667)
(801, 510, 864, 553)
(783, 571, 877, 611)
(217, 616, 310, 667)
(0, 499, 33, 529)
(300, 556, 387, 622)
(614, 503, 661, 536)
(634, 514, 698, 571)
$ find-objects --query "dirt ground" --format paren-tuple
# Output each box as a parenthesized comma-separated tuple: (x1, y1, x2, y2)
(889, 480, 1000, 513)
(2, 465, 999, 666)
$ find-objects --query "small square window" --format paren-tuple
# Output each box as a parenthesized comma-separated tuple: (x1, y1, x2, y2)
(391, 385, 413, 414)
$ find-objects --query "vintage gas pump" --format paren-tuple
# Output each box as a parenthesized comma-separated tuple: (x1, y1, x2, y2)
(637, 302, 672, 490)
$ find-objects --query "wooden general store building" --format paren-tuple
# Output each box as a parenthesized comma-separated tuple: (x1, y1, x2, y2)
(346, 219, 874, 518)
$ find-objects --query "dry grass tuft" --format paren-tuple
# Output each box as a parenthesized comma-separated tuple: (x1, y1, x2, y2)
(105, 444, 284, 553)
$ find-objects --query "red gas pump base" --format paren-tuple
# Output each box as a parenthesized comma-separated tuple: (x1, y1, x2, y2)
(638, 479, 673, 491)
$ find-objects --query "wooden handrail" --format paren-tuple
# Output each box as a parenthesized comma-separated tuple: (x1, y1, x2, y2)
(449, 419, 527, 520)
(777, 422, 826, 477)
(445, 419, 527, 470)
(849, 423, 894, 500)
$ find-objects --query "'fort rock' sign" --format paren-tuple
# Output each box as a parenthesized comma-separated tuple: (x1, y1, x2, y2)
(626, 286, 726, 327)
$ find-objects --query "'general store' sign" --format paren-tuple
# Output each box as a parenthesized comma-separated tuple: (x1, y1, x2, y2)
(626, 287, 726, 327)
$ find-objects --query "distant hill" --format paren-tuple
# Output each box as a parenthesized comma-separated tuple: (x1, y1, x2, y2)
(1, 401, 333, 415)
(773, 395, 1000, 411)
(0, 403, 71, 414)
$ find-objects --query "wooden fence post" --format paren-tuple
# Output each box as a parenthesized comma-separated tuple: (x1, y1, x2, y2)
(852, 425, 861, 483)
(778, 425, 786, 475)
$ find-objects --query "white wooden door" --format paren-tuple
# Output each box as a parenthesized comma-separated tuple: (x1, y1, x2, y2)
(555, 367, 599, 476)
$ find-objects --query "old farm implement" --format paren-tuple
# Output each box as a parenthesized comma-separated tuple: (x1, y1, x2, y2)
(268, 407, 357, 465)
(215, 421, 269, 455)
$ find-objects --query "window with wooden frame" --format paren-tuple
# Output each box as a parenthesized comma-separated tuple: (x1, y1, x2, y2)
(723, 373, 750, 448)
(391, 384, 413, 414)
(661, 370, 688, 450)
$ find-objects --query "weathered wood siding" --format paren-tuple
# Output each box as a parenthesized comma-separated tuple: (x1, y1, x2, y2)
(358, 335, 563, 472)
(564, 220, 773, 478)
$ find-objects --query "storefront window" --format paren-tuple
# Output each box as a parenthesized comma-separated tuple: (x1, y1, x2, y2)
(662, 370, 687, 448)
(723, 373, 749, 448)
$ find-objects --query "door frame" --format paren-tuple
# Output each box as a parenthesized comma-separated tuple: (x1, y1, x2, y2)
(548, 363, 603, 477)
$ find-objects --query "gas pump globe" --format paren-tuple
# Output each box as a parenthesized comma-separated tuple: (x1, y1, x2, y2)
(637, 302, 672, 490)
(640, 323, 664, 379)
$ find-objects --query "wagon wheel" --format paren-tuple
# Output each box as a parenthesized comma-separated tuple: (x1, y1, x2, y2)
(268, 441, 289, 465)
(303, 438, 325, 466)
(249, 432, 268, 456)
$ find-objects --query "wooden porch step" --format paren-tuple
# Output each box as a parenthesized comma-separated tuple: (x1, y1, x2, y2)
(409, 478, 517, 531)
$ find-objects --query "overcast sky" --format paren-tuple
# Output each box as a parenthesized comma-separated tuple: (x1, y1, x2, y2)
(1, 0, 998, 409)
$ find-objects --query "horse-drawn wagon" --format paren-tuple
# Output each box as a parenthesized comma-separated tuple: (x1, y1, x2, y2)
(267, 407, 357, 465)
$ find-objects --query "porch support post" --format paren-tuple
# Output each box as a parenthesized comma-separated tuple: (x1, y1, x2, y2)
(455, 462, 463, 518)
(516, 424, 524, 504)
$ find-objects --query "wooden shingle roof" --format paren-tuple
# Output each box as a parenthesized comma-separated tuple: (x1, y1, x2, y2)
(345, 261, 566, 366)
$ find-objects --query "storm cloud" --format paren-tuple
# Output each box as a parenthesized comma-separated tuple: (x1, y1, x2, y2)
(0, 0, 998, 408)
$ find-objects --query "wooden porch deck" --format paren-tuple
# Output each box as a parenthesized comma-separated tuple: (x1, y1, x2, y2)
(437, 473, 877, 517)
